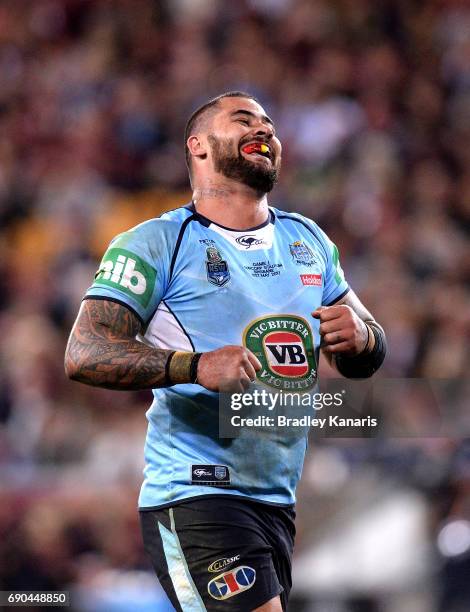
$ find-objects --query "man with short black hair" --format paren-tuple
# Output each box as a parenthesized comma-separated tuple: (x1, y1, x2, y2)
(65, 92, 386, 611)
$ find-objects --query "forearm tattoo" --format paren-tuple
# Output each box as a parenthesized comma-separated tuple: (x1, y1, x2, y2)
(64, 299, 173, 390)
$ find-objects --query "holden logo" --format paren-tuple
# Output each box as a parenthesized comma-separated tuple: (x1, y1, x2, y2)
(235, 235, 266, 249)
(243, 315, 317, 390)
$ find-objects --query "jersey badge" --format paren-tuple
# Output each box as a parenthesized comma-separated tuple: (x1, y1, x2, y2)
(206, 246, 230, 287)
(215, 466, 227, 480)
(290, 241, 317, 267)
(191, 464, 230, 486)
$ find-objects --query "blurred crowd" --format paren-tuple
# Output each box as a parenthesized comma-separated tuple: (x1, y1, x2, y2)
(0, 0, 469, 610)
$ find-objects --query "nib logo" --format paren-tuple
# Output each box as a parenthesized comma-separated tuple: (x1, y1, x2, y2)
(94, 247, 156, 308)
(101, 255, 146, 294)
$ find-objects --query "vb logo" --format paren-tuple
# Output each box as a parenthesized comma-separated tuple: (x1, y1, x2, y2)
(263, 331, 308, 377)
(243, 315, 317, 390)
(94, 247, 156, 308)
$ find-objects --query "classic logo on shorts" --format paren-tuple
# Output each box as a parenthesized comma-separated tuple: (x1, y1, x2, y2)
(244, 315, 317, 390)
(208, 555, 241, 573)
(208, 566, 256, 600)
(94, 247, 156, 308)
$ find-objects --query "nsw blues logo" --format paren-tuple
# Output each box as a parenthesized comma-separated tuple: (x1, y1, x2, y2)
(206, 246, 230, 287)
(214, 466, 227, 480)
(290, 241, 316, 267)
(208, 566, 256, 600)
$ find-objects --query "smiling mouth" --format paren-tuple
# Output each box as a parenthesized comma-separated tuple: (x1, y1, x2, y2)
(241, 142, 272, 160)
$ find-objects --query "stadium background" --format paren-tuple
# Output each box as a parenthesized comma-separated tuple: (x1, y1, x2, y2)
(0, 0, 469, 610)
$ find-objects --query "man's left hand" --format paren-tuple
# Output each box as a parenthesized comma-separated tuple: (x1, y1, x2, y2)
(312, 305, 369, 356)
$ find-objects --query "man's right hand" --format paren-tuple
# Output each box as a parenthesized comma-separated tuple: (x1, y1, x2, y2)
(196, 346, 262, 392)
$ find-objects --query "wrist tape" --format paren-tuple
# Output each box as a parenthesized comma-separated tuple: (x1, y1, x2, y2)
(166, 351, 202, 385)
(335, 321, 387, 379)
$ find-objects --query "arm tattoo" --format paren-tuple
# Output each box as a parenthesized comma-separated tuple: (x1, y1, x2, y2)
(64, 299, 173, 390)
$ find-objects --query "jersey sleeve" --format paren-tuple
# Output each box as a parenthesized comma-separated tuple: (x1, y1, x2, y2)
(84, 220, 171, 324)
(291, 212, 350, 306)
(319, 231, 349, 306)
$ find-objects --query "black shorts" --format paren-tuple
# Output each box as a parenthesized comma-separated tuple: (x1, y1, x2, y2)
(139, 496, 296, 611)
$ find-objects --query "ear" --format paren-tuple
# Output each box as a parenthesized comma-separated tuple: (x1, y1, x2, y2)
(187, 135, 207, 161)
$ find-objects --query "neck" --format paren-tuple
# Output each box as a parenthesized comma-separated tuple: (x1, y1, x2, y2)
(192, 178, 269, 230)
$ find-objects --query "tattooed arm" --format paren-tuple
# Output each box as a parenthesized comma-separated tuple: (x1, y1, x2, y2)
(65, 298, 263, 392)
(64, 299, 173, 390)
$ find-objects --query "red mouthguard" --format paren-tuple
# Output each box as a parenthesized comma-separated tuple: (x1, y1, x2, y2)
(242, 143, 269, 154)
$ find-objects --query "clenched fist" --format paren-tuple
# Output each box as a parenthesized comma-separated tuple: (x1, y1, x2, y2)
(197, 346, 262, 392)
(312, 305, 370, 356)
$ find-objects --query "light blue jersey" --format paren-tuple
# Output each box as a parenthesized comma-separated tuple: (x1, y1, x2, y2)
(85, 204, 349, 508)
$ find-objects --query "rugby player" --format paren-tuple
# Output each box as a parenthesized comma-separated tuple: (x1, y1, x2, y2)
(64, 92, 386, 611)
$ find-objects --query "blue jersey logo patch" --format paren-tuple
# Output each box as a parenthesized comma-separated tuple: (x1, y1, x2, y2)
(191, 464, 230, 486)
(206, 246, 230, 287)
(289, 241, 316, 266)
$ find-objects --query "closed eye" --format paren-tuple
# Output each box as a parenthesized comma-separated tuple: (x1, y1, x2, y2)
(236, 119, 249, 125)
